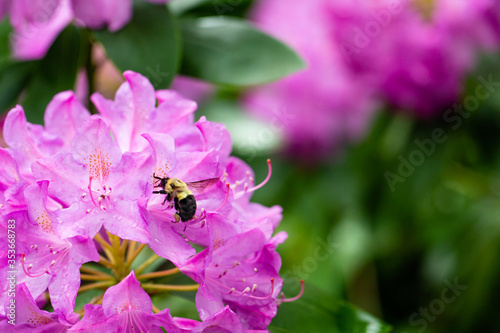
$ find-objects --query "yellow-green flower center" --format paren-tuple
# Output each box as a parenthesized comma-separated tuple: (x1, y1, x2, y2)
(413, 0, 435, 20)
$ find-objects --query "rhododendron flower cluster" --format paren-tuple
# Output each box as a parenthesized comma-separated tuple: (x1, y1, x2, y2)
(245, 0, 500, 157)
(0, 71, 298, 331)
(0, 0, 170, 60)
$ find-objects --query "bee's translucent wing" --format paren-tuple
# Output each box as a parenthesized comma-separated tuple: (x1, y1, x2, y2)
(186, 178, 219, 195)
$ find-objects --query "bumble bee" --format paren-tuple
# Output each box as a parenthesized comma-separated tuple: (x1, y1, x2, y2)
(152, 175, 217, 223)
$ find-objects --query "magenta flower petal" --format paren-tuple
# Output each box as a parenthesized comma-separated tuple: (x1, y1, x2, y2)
(32, 153, 88, 210)
(43, 91, 91, 152)
(193, 306, 245, 333)
(72, 0, 132, 31)
(0, 148, 23, 215)
(3, 107, 46, 180)
(174, 150, 223, 183)
(195, 117, 232, 165)
(142, 133, 177, 179)
(91, 70, 156, 152)
(10, 0, 73, 60)
(147, 212, 197, 267)
(102, 271, 151, 316)
(0, 148, 19, 188)
(0, 284, 74, 332)
(70, 116, 122, 173)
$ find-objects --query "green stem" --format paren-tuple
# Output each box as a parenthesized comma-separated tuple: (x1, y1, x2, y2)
(135, 254, 160, 276)
(79, 281, 114, 293)
(137, 268, 180, 281)
(142, 283, 199, 292)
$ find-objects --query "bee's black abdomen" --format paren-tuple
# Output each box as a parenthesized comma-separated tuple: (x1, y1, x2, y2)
(176, 195, 197, 222)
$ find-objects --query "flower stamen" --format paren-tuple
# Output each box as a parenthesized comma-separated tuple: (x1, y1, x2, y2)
(234, 159, 272, 199)
(214, 183, 231, 212)
(278, 279, 304, 304)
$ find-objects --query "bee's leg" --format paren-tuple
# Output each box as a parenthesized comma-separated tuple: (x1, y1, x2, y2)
(153, 174, 167, 188)
(153, 173, 164, 180)
(173, 213, 181, 223)
(153, 190, 167, 194)
(162, 195, 170, 205)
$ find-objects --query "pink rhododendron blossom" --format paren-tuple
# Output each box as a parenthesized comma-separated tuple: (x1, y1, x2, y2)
(4, 0, 171, 60)
(0, 71, 293, 330)
(245, 0, 500, 157)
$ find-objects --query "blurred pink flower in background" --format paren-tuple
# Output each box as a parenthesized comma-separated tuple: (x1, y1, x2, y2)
(0, 0, 9, 20)
(329, 0, 500, 116)
(244, 0, 500, 158)
(3, 0, 170, 60)
(244, 0, 379, 160)
(169, 76, 214, 105)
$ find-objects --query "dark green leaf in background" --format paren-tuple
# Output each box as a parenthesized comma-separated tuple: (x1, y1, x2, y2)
(0, 61, 36, 113)
(179, 16, 305, 86)
(94, 2, 181, 89)
(0, 17, 12, 62)
(20, 25, 85, 124)
(0, 18, 36, 113)
(170, 0, 254, 18)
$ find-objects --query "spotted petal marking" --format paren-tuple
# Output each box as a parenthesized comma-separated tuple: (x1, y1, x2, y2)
(83, 148, 112, 182)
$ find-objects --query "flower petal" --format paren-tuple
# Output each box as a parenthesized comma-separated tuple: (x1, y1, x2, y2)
(43, 91, 91, 151)
(10, 0, 73, 60)
(72, 0, 132, 31)
(71, 116, 122, 183)
(102, 271, 152, 317)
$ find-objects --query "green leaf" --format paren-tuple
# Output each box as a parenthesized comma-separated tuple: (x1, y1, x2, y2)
(0, 17, 12, 61)
(0, 61, 36, 113)
(170, 0, 254, 18)
(169, 0, 208, 15)
(74, 289, 102, 312)
(270, 285, 391, 333)
(94, 2, 181, 89)
(198, 98, 284, 159)
(179, 16, 305, 86)
(21, 25, 86, 124)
